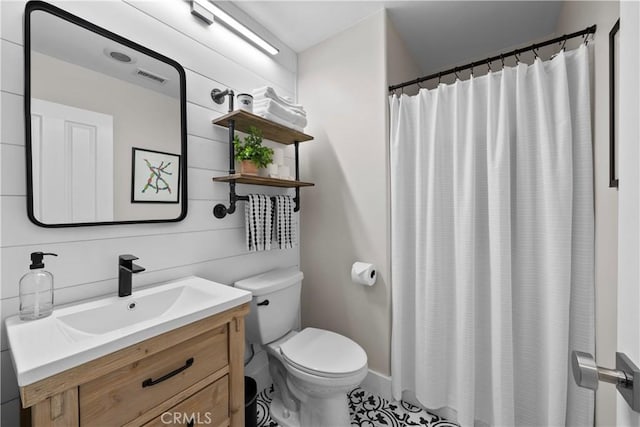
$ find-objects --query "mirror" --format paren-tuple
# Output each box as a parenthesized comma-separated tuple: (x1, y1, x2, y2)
(25, 1, 187, 227)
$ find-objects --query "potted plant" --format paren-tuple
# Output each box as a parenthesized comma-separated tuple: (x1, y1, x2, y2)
(234, 126, 274, 175)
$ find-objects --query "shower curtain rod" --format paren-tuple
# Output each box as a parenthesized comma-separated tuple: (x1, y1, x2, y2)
(389, 25, 596, 92)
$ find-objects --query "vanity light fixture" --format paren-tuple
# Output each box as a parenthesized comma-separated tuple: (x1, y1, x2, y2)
(190, 0, 279, 56)
(190, 0, 214, 24)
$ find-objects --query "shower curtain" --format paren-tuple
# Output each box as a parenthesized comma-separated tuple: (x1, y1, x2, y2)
(389, 45, 594, 427)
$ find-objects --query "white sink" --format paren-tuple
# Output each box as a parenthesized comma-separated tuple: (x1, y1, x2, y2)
(5, 276, 251, 387)
(57, 284, 214, 336)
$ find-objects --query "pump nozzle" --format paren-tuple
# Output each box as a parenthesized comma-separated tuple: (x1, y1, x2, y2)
(30, 252, 58, 270)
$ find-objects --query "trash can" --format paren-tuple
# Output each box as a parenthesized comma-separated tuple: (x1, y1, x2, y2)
(245, 376, 258, 427)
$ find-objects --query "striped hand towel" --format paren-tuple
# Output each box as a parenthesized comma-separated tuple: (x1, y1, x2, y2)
(245, 195, 273, 252)
(274, 195, 297, 249)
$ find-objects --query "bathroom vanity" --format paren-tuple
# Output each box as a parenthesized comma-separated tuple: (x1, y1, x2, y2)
(23, 307, 246, 427)
(6, 277, 251, 427)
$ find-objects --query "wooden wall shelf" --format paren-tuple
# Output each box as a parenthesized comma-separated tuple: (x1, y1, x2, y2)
(212, 110, 313, 145)
(211, 93, 315, 219)
(213, 174, 314, 188)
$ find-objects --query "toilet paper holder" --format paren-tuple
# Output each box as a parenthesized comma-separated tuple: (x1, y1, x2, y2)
(351, 262, 376, 286)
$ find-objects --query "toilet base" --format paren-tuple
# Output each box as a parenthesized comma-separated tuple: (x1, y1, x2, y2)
(270, 387, 351, 427)
(270, 395, 301, 427)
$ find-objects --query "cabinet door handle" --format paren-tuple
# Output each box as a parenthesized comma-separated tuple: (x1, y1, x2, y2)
(142, 357, 194, 388)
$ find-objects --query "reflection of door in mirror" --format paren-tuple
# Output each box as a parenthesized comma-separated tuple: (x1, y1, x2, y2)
(26, 2, 187, 227)
(31, 99, 114, 224)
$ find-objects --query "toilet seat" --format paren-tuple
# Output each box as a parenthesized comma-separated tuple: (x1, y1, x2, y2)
(279, 328, 367, 378)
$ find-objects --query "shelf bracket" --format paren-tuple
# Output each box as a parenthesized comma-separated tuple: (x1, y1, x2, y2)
(213, 187, 300, 218)
(293, 142, 300, 212)
(213, 88, 237, 219)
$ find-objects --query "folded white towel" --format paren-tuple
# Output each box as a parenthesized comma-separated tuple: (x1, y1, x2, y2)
(253, 96, 307, 117)
(255, 111, 304, 132)
(245, 194, 272, 252)
(273, 195, 297, 249)
(252, 86, 306, 115)
(253, 98, 307, 121)
(253, 99, 308, 127)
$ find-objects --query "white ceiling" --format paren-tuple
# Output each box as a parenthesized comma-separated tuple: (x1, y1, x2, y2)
(233, 1, 563, 75)
(31, 9, 181, 98)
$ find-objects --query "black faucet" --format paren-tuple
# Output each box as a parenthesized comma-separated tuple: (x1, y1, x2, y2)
(118, 255, 145, 297)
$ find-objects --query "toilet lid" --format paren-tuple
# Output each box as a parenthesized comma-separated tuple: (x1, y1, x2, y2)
(280, 328, 367, 376)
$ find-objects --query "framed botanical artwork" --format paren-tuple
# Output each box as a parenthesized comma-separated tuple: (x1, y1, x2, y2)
(610, 18, 620, 188)
(131, 147, 181, 203)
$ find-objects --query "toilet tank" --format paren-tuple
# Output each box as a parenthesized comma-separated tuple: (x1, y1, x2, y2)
(234, 267, 303, 344)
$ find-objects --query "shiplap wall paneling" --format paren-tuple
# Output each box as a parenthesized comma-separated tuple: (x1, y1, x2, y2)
(0, 0, 300, 421)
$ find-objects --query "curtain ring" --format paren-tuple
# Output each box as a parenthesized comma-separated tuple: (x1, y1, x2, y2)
(514, 51, 521, 64)
(469, 62, 474, 77)
(486, 60, 492, 73)
(560, 37, 567, 51)
(438, 72, 442, 84)
(454, 67, 461, 80)
(584, 33, 591, 46)
(500, 54, 505, 68)
(533, 47, 540, 59)
(416, 80, 423, 89)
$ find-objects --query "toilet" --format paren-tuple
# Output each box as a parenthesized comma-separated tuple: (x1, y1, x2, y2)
(235, 267, 368, 427)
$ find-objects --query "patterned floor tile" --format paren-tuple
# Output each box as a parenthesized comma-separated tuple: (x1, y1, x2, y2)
(255, 385, 458, 427)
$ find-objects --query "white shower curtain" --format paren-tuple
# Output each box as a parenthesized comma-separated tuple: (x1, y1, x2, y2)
(389, 45, 594, 427)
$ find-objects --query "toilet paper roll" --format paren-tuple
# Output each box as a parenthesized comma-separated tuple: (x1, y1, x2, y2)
(351, 262, 376, 286)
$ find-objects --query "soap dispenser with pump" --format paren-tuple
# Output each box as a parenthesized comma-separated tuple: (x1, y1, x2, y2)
(19, 252, 57, 320)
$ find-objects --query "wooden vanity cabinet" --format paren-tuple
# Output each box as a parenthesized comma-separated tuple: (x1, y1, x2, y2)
(19, 303, 249, 427)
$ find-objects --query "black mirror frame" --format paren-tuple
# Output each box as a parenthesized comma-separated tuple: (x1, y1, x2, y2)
(24, 0, 188, 227)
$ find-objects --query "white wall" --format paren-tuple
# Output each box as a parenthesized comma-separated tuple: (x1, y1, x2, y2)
(386, 15, 421, 98)
(298, 9, 391, 376)
(616, 2, 640, 425)
(0, 1, 298, 424)
(554, 3, 620, 426)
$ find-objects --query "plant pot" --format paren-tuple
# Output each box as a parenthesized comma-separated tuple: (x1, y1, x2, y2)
(239, 160, 259, 175)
